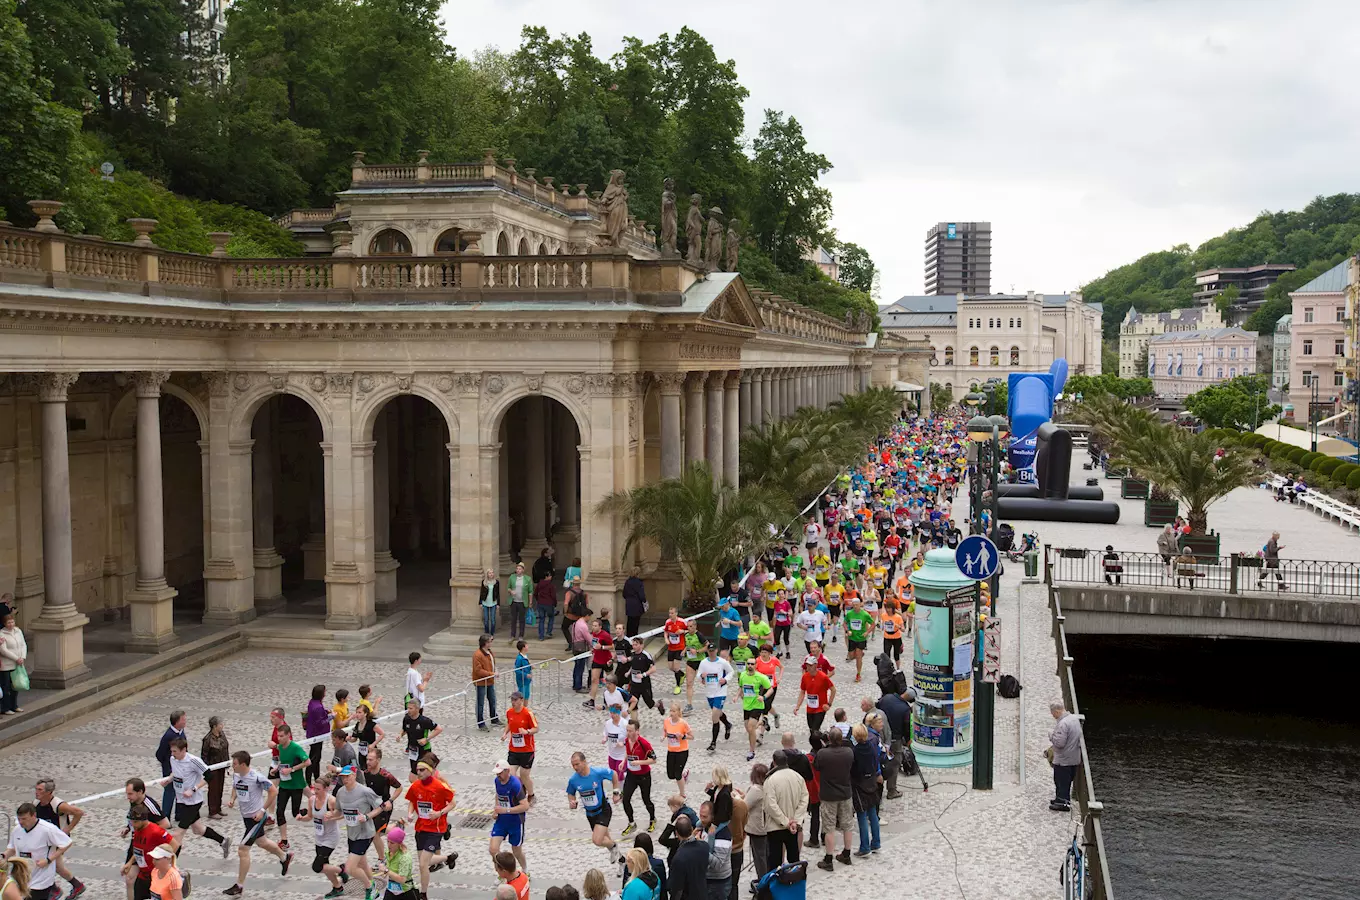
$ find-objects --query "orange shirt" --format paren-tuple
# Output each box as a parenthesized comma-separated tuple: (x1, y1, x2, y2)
(405, 778, 455, 833)
(880, 613, 905, 639)
(664, 619, 687, 651)
(755, 655, 782, 687)
(663, 717, 692, 754)
(505, 706, 538, 754)
(894, 577, 911, 602)
(506, 872, 530, 900)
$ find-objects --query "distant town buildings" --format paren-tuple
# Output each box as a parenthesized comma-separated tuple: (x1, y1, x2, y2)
(1149, 327, 1259, 400)
(1192, 263, 1295, 322)
(879, 291, 1102, 399)
(1118, 305, 1224, 378)
(924, 222, 991, 296)
(1272, 314, 1292, 393)
(802, 246, 840, 281)
(1288, 258, 1353, 424)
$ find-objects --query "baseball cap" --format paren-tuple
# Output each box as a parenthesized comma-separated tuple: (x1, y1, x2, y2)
(149, 844, 176, 860)
(387, 826, 406, 844)
(337, 765, 356, 776)
(803, 655, 820, 668)
(493, 760, 511, 775)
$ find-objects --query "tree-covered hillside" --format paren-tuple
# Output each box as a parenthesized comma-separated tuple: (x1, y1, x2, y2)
(1082, 193, 1360, 339)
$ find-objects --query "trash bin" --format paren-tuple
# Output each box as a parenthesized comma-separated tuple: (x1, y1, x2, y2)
(1024, 549, 1039, 578)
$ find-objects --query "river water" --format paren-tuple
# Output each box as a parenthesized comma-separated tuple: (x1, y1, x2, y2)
(1069, 635, 1360, 899)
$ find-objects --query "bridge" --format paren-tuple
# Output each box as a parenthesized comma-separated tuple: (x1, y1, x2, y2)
(1048, 547, 1360, 642)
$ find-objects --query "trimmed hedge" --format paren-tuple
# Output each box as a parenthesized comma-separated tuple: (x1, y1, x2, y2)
(1334, 463, 1359, 485)
(1310, 456, 1330, 474)
(1349, 468, 1360, 491)
(1300, 451, 1322, 468)
(1319, 458, 1343, 477)
(1287, 447, 1308, 464)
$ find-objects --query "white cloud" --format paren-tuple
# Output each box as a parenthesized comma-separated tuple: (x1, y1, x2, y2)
(442, 0, 1360, 300)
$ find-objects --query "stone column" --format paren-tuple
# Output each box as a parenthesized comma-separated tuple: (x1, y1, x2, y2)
(738, 372, 752, 433)
(251, 404, 285, 612)
(521, 396, 548, 556)
(723, 372, 740, 488)
(394, 398, 421, 559)
(750, 371, 764, 430)
(795, 370, 807, 411)
(706, 372, 724, 484)
(555, 411, 581, 563)
(781, 370, 793, 416)
(659, 374, 683, 479)
(759, 371, 772, 426)
(29, 373, 91, 688)
(497, 431, 513, 573)
(374, 406, 399, 610)
(126, 372, 180, 652)
(684, 373, 705, 464)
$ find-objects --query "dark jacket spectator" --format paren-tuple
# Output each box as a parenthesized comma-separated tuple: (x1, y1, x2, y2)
(658, 803, 698, 861)
(851, 738, 881, 812)
(531, 549, 555, 584)
(623, 573, 647, 622)
(667, 831, 711, 900)
(813, 742, 854, 803)
(875, 693, 910, 741)
(533, 576, 557, 607)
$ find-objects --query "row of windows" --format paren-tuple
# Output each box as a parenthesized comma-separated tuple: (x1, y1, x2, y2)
(369, 228, 562, 256)
(1301, 307, 1347, 323)
(1301, 371, 1347, 387)
(1301, 339, 1347, 356)
(966, 317, 1023, 329)
(934, 346, 1023, 366)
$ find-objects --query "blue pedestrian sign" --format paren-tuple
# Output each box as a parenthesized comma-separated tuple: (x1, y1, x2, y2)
(955, 535, 1000, 581)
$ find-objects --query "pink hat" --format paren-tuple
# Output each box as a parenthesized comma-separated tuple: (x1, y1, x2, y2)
(387, 826, 406, 844)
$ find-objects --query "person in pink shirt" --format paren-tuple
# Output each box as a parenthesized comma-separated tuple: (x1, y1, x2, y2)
(772, 590, 794, 660)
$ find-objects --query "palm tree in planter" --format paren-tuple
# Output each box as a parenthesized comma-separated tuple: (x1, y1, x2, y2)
(597, 461, 792, 612)
(1118, 426, 1258, 554)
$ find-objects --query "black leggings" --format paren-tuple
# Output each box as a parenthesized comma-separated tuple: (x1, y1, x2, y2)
(774, 625, 791, 649)
(622, 771, 654, 823)
(306, 742, 323, 785)
(884, 637, 903, 664)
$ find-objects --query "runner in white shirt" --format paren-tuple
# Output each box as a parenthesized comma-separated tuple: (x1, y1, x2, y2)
(803, 520, 821, 551)
(405, 652, 430, 709)
(601, 707, 630, 784)
(6, 805, 71, 898)
(166, 739, 231, 857)
(794, 604, 827, 655)
(694, 644, 734, 754)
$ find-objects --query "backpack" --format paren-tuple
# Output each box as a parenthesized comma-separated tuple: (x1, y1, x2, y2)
(998, 674, 1022, 699)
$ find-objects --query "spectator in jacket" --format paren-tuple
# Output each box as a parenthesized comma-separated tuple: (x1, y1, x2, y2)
(623, 567, 648, 637)
(531, 546, 555, 585)
(622, 848, 662, 900)
(761, 751, 808, 870)
(1048, 702, 1083, 812)
(571, 616, 593, 693)
(813, 728, 855, 870)
(726, 788, 748, 900)
(875, 691, 911, 800)
(666, 817, 710, 900)
(744, 764, 770, 887)
(480, 568, 502, 636)
(303, 684, 330, 784)
(850, 724, 881, 856)
(473, 634, 500, 730)
(658, 795, 699, 863)
(803, 732, 824, 850)
(155, 710, 186, 819)
(626, 833, 667, 900)
(1156, 524, 1178, 575)
(0, 612, 27, 715)
(563, 577, 590, 651)
(534, 574, 558, 641)
(699, 801, 732, 900)
(200, 716, 230, 817)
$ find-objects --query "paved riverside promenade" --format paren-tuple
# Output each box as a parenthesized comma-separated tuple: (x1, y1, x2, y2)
(10, 475, 1343, 899)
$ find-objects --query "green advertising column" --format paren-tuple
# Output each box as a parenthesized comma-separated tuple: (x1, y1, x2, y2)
(908, 548, 977, 768)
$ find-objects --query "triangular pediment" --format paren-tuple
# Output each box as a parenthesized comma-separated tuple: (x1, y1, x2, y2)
(701, 275, 762, 329)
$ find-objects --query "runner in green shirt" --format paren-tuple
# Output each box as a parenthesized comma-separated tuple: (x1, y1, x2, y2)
(274, 726, 310, 849)
(747, 617, 772, 645)
(730, 634, 755, 667)
(783, 551, 805, 577)
(737, 660, 773, 761)
(842, 598, 877, 683)
(683, 626, 705, 713)
(840, 555, 860, 579)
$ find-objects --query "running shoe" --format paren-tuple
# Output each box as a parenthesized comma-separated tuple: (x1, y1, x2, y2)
(706, 743, 716, 754)
(65, 883, 86, 900)
(429, 862, 445, 873)
(608, 844, 619, 864)
(221, 837, 232, 859)
(621, 821, 637, 836)
(683, 704, 694, 714)
(447, 851, 459, 870)
(277, 839, 289, 851)
(772, 712, 781, 728)
(222, 887, 243, 897)
(325, 890, 345, 900)
(281, 851, 293, 876)
(648, 819, 656, 833)
(724, 722, 732, 740)
(673, 685, 682, 695)
(746, 751, 755, 761)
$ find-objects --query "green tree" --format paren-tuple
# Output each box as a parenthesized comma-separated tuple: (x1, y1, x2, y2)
(1183, 375, 1280, 431)
(1213, 284, 1240, 317)
(668, 27, 749, 220)
(1118, 426, 1258, 534)
(14, 0, 126, 107)
(749, 109, 832, 271)
(837, 241, 874, 294)
(1133, 343, 1150, 379)
(597, 462, 787, 609)
(931, 383, 954, 414)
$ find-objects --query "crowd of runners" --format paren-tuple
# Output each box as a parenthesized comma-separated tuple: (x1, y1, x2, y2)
(2, 412, 973, 900)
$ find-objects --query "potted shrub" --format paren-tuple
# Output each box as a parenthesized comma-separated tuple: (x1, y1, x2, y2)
(1121, 475, 1150, 499)
(1236, 550, 1264, 568)
(1143, 484, 1179, 526)
(1178, 529, 1221, 559)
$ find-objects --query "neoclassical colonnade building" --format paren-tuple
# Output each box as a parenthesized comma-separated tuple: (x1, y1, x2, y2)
(0, 156, 928, 687)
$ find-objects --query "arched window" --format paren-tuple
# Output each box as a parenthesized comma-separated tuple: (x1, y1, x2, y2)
(496, 232, 510, 255)
(989, 346, 1000, 366)
(433, 227, 467, 254)
(969, 346, 979, 366)
(1229, 367, 1236, 378)
(368, 228, 411, 255)
(536, 243, 547, 255)
(517, 237, 530, 256)
(944, 346, 954, 365)
(1010, 346, 1020, 366)
(1016, 316, 1022, 329)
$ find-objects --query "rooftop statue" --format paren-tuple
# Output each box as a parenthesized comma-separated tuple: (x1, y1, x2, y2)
(685, 194, 704, 265)
(704, 207, 724, 271)
(723, 218, 741, 272)
(600, 170, 629, 248)
(659, 178, 678, 257)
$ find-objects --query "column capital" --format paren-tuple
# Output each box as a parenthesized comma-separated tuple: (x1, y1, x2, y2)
(685, 371, 707, 392)
(706, 370, 726, 390)
(37, 372, 79, 403)
(725, 371, 741, 390)
(739, 370, 753, 385)
(654, 372, 687, 395)
(133, 371, 171, 399)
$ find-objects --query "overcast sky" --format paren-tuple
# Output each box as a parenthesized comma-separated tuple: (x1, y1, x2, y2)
(445, 0, 1360, 303)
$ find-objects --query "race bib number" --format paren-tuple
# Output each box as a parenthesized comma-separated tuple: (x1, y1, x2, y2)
(578, 788, 598, 807)
(235, 781, 250, 795)
(742, 684, 756, 698)
(606, 733, 619, 746)
(343, 809, 361, 826)
(884, 621, 897, 634)
(850, 620, 864, 632)
(705, 674, 718, 684)
(806, 695, 821, 710)
(627, 758, 644, 772)
(314, 818, 326, 838)
(630, 672, 644, 682)
(667, 633, 683, 647)
(133, 848, 147, 868)
(408, 749, 419, 761)
(776, 614, 789, 625)
(417, 801, 435, 819)
(498, 795, 514, 809)
(388, 881, 403, 895)
(667, 732, 682, 748)
(511, 734, 527, 748)
(357, 741, 369, 756)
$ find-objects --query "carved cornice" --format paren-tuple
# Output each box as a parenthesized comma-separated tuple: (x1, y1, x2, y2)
(653, 372, 687, 394)
(133, 371, 171, 398)
(678, 341, 741, 361)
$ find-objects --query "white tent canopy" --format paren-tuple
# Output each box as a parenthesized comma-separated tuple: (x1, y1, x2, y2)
(1253, 422, 1354, 457)
(894, 381, 925, 393)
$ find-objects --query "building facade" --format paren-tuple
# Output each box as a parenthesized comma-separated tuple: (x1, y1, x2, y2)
(1149, 328, 1258, 400)
(1118, 305, 1224, 378)
(1272, 314, 1292, 393)
(1288, 258, 1353, 424)
(879, 291, 1102, 399)
(1192, 263, 1295, 322)
(924, 222, 991, 296)
(0, 167, 929, 689)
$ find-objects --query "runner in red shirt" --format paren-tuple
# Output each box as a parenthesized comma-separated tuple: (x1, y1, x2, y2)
(793, 657, 837, 733)
(663, 609, 689, 696)
(124, 804, 179, 900)
(620, 721, 657, 836)
(805, 640, 836, 677)
(406, 755, 457, 897)
(586, 619, 615, 710)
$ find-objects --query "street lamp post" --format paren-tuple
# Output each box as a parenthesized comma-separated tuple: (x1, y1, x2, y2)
(1311, 378, 1320, 453)
(966, 412, 1007, 791)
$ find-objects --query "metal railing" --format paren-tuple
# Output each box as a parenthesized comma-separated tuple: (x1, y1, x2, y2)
(1049, 547, 1360, 599)
(1046, 546, 1115, 900)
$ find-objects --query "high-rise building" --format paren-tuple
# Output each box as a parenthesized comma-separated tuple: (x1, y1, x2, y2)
(924, 222, 990, 295)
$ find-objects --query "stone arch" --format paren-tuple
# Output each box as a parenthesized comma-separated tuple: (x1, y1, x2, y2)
(368, 227, 413, 255)
(354, 381, 459, 444)
(479, 382, 593, 449)
(229, 383, 333, 444)
(108, 380, 209, 440)
(517, 237, 530, 256)
(496, 232, 510, 255)
(434, 227, 464, 254)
